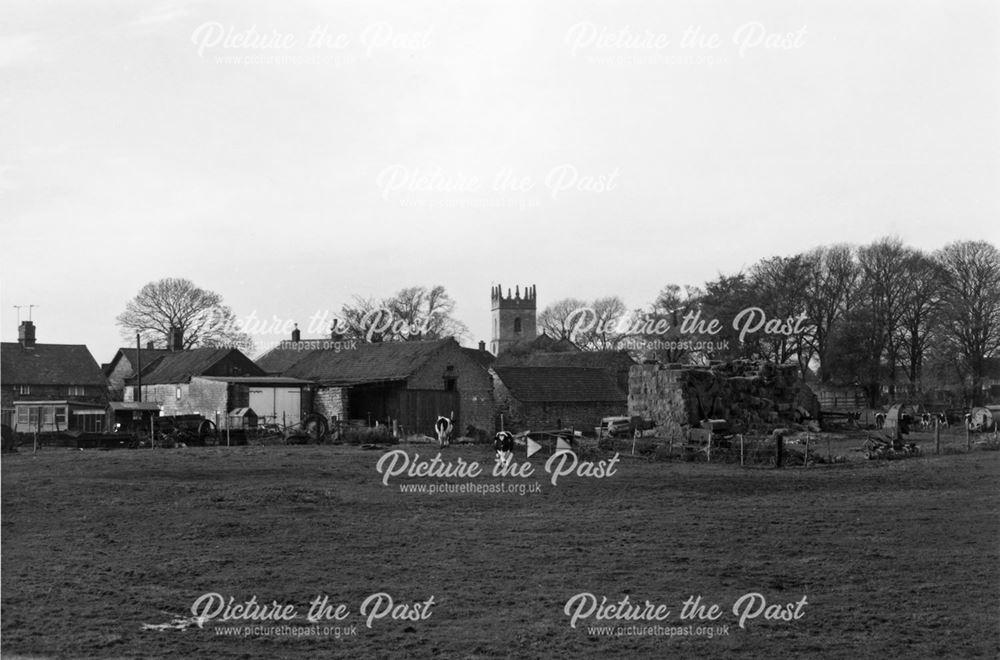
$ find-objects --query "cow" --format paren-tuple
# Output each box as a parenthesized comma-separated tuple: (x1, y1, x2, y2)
(936, 412, 950, 429)
(434, 416, 453, 447)
(920, 413, 933, 430)
(494, 431, 514, 469)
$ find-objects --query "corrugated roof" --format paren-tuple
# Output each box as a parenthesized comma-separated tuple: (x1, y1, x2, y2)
(283, 339, 454, 385)
(493, 366, 626, 403)
(1, 343, 107, 386)
(131, 348, 264, 385)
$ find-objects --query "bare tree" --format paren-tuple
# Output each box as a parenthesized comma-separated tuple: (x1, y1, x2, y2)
(802, 245, 859, 383)
(935, 241, 1000, 405)
(116, 278, 253, 351)
(338, 285, 468, 342)
(538, 298, 587, 340)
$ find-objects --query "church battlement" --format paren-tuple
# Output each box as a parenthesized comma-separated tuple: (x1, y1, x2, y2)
(491, 284, 536, 310)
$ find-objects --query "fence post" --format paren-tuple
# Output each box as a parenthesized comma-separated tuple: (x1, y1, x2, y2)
(935, 418, 941, 455)
(739, 434, 744, 466)
(775, 431, 784, 469)
(966, 424, 971, 451)
(804, 434, 810, 467)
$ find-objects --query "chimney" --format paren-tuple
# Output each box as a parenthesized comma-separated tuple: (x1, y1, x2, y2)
(291, 323, 301, 343)
(18, 321, 36, 349)
(478, 340, 486, 352)
(168, 325, 184, 351)
(146, 341, 155, 350)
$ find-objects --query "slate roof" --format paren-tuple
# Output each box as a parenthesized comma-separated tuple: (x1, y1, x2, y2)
(1, 343, 107, 386)
(256, 346, 312, 375)
(129, 348, 264, 385)
(103, 347, 173, 377)
(280, 339, 455, 386)
(493, 366, 626, 403)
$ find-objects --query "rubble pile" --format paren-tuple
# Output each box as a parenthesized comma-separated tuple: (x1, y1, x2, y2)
(628, 360, 820, 438)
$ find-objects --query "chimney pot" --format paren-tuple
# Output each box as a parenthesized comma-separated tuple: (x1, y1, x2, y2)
(168, 325, 183, 351)
(478, 340, 486, 351)
(146, 341, 155, 350)
(292, 323, 301, 343)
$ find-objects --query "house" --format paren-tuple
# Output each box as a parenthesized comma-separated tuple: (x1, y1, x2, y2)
(258, 336, 495, 436)
(1, 321, 109, 433)
(123, 347, 303, 427)
(103, 344, 173, 401)
(491, 366, 627, 433)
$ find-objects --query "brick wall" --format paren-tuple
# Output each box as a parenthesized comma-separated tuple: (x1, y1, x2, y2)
(493, 378, 622, 433)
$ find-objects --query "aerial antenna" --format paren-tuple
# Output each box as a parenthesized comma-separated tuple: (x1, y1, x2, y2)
(12, 305, 37, 323)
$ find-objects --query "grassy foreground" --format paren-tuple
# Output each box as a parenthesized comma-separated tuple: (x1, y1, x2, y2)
(2, 442, 998, 659)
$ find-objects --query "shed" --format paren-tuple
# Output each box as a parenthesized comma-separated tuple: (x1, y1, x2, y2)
(884, 403, 918, 431)
(228, 407, 259, 430)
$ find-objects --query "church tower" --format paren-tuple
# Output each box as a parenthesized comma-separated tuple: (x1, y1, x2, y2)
(490, 284, 537, 355)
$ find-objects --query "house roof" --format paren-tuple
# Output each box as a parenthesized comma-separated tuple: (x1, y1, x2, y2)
(281, 338, 456, 386)
(1, 343, 107, 386)
(104, 347, 173, 377)
(129, 348, 264, 385)
(197, 376, 313, 385)
(493, 366, 627, 403)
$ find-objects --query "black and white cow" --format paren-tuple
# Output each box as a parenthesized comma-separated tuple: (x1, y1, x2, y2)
(920, 413, 933, 430)
(494, 431, 514, 469)
(434, 416, 453, 447)
(936, 412, 950, 429)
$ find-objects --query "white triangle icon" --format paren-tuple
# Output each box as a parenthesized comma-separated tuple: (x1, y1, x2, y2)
(526, 438, 542, 458)
(556, 437, 573, 454)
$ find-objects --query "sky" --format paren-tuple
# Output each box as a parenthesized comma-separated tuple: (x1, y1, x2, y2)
(1, 0, 998, 362)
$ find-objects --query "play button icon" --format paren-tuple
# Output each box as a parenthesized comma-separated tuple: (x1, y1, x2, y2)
(555, 437, 574, 455)
(526, 438, 542, 458)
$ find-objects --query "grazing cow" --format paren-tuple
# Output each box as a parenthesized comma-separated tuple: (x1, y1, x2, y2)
(920, 413, 932, 430)
(936, 412, 950, 429)
(434, 416, 453, 447)
(494, 431, 514, 469)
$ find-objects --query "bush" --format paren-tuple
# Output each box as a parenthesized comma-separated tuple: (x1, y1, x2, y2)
(339, 426, 396, 446)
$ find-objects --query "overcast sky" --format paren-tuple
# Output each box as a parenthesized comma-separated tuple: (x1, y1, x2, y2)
(2, 0, 998, 361)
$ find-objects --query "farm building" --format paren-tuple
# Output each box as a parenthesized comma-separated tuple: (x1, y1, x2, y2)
(1, 321, 109, 433)
(628, 360, 820, 438)
(491, 366, 627, 433)
(103, 344, 173, 401)
(496, 346, 635, 393)
(121, 347, 309, 428)
(258, 337, 495, 436)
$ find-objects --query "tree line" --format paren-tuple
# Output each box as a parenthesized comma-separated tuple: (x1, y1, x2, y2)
(538, 239, 1000, 407)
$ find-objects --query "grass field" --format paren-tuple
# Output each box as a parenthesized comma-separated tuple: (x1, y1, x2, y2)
(2, 436, 998, 659)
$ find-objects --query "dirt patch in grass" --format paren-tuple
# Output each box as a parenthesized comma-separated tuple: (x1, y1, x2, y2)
(2, 444, 998, 658)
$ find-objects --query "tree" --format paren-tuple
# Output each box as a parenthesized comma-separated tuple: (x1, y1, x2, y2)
(801, 245, 859, 383)
(336, 285, 468, 343)
(935, 241, 1000, 405)
(538, 298, 588, 340)
(894, 250, 945, 396)
(116, 278, 253, 351)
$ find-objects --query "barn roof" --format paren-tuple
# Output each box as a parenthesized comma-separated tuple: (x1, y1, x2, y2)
(1, 343, 107, 387)
(493, 366, 626, 403)
(498, 349, 635, 370)
(129, 348, 264, 385)
(280, 338, 458, 386)
(461, 347, 495, 370)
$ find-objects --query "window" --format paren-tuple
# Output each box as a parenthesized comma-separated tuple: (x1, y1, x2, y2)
(55, 407, 66, 428)
(444, 378, 457, 392)
(17, 407, 27, 425)
(513, 317, 522, 333)
(68, 386, 85, 396)
(42, 407, 54, 424)
(176, 386, 181, 400)
(17, 385, 30, 395)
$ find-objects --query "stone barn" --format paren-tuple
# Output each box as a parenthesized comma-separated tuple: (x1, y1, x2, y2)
(491, 366, 627, 433)
(260, 337, 495, 436)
